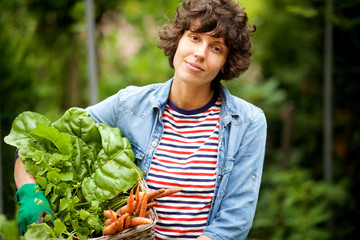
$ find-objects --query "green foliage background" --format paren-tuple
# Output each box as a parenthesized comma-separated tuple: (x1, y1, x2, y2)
(1, 0, 359, 239)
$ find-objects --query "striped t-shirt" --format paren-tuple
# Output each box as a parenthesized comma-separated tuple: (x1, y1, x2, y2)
(146, 94, 221, 240)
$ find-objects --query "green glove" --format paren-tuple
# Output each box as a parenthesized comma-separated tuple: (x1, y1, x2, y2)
(16, 183, 54, 235)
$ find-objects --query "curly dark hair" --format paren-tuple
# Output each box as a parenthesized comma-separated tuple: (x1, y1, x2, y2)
(158, 0, 256, 82)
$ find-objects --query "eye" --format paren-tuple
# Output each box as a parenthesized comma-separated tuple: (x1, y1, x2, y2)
(213, 46, 222, 53)
(190, 35, 199, 41)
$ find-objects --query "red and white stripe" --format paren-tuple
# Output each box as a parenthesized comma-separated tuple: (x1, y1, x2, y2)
(147, 97, 221, 239)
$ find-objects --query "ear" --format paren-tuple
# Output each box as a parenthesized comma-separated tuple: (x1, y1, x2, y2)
(221, 67, 225, 74)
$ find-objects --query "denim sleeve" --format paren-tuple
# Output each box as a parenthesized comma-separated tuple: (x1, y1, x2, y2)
(86, 91, 121, 127)
(202, 112, 267, 240)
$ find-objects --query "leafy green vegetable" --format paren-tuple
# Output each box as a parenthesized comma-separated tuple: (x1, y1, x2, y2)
(21, 223, 57, 240)
(4, 107, 143, 239)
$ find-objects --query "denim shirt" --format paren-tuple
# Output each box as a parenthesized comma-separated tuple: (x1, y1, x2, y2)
(86, 79, 267, 240)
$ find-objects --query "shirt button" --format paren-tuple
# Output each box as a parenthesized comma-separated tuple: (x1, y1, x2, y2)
(252, 174, 256, 180)
(151, 141, 157, 147)
(225, 115, 230, 119)
(143, 170, 147, 176)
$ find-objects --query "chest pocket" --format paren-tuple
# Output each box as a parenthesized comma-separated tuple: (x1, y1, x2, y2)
(131, 143, 146, 169)
(221, 157, 235, 175)
(216, 157, 235, 199)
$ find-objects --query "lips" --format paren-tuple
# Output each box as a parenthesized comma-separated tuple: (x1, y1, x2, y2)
(185, 61, 204, 72)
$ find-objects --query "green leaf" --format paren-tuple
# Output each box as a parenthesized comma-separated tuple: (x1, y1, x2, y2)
(87, 215, 102, 232)
(44, 183, 53, 197)
(23, 223, 56, 239)
(4, 112, 51, 149)
(28, 165, 40, 177)
(69, 137, 92, 180)
(47, 170, 61, 184)
(82, 123, 142, 202)
(53, 107, 100, 144)
(43, 215, 52, 223)
(60, 172, 73, 181)
(36, 176, 47, 188)
(63, 212, 71, 222)
(79, 209, 90, 220)
(53, 219, 66, 236)
(31, 124, 72, 155)
(59, 198, 69, 212)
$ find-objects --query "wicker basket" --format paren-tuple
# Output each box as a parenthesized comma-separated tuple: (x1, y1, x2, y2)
(89, 180, 157, 240)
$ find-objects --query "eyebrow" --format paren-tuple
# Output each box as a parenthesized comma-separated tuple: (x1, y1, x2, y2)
(189, 30, 227, 46)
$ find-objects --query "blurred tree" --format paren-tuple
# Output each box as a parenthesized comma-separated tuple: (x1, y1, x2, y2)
(331, 0, 360, 238)
(244, 0, 360, 239)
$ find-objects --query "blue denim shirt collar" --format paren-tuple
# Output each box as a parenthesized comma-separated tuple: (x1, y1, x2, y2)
(150, 78, 240, 121)
(150, 78, 172, 111)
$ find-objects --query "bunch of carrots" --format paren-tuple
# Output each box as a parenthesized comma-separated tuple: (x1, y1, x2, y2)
(103, 183, 181, 235)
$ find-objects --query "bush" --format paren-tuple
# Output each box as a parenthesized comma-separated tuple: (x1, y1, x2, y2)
(248, 167, 348, 240)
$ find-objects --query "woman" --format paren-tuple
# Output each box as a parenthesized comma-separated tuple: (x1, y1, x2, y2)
(14, 0, 266, 239)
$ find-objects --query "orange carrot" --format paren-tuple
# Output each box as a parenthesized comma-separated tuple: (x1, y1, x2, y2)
(135, 201, 158, 216)
(145, 211, 150, 219)
(127, 186, 135, 216)
(146, 201, 158, 210)
(104, 220, 118, 235)
(117, 218, 124, 232)
(134, 184, 140, 210)
(147, 189, 165, 202)
(139, 192, 148, 218)
(109, 209, 117, 223)
(124, 215, 131, 229)
(120, 213, 129, 221)
(105, 218, 113, 226)
(154, 188, 182, 199)
(134, 191, 146, 214)
(130, 217, 152, 227)
(103, 209, 112, 219)
(116, 205, 128, 216)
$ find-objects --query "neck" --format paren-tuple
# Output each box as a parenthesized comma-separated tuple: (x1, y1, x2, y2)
(169, 81, 214, 110)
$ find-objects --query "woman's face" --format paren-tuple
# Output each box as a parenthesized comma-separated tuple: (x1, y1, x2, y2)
(172, 25, 228, 90)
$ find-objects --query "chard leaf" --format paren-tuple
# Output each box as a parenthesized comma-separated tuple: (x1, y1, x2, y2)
(31, 124, 72, 155)
(82, 123, 142, 202)
(70, 137, 92, 180)
(53, 107, 100, 144)
(4, 112, 51, 149)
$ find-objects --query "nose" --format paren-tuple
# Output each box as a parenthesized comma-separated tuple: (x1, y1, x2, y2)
(193, 43, 207, 61)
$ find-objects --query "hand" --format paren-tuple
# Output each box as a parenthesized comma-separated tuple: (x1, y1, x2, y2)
(16, 183, 54, 235)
